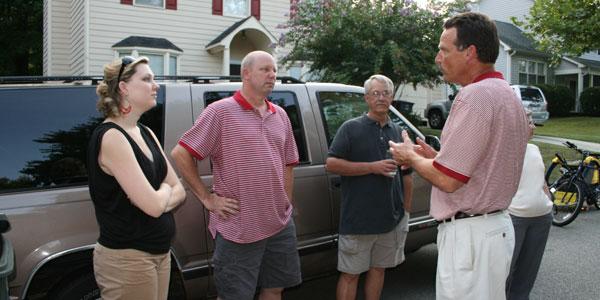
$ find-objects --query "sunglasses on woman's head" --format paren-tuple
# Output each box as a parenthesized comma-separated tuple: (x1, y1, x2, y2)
(117, 56, 136, 83)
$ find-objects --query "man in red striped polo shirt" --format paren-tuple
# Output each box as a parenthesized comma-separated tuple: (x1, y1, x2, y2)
(389, 12, 529, 300)
(171, 51, 301, 300)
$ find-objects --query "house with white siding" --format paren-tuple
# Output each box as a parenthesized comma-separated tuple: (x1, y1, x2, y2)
(405, 0, 600, 115)
(473, 0, 600, 111)
(397, 0, 552, 117)
(43, 0, 298, 77)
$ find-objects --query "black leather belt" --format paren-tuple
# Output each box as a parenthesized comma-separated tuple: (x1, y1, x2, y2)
(439, 209, 503, 223)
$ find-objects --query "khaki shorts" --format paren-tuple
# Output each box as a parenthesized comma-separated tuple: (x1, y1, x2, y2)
(338, 212, 409, 274)
(93, 243, 171, 300)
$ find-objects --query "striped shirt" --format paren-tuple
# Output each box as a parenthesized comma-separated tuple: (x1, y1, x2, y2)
(178, 91, 299, 243)
(430, 72, 529, 220)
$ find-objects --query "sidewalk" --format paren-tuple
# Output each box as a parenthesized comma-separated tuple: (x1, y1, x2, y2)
(531, 135, 600, 152)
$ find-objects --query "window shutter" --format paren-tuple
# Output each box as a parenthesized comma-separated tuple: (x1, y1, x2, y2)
(251, 0, 260, 20)
(166, 0, 177, 10)
(212, 0, 223, 15)
(290, 0, 297, 19)
(121, 0, 133, 5)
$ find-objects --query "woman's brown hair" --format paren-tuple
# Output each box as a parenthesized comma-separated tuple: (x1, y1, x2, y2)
(96, 56, 149, 118)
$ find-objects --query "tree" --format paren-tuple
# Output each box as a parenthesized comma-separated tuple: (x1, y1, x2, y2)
(0, 0, 43, 75)
(281, 0, 468, 88)
(513, 0, 600, 66)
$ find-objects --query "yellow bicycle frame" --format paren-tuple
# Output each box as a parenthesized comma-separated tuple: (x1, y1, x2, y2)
(583, 155, 600, 185)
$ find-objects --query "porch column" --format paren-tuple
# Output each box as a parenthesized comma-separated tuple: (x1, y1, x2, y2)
(577, 70, 584, 112)
(222, 47, 230, 76)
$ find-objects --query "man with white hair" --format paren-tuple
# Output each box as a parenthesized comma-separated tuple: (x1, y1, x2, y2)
(326, 74, 413, 300)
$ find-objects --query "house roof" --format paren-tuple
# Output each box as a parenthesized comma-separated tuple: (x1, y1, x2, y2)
(112, 36, 183, 52)
(570, 57, 600, 69)
(494, 20, 547, 57)
(206, 16, 252, 48)
(204, 16, 277, 53)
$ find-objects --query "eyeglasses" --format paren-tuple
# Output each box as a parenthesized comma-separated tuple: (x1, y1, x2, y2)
(116, 56, 136, 83)
(368, 90, 391, 98)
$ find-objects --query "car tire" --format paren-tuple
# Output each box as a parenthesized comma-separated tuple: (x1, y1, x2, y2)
(428, 110, 445, 129)
(47, 270, 100, 300)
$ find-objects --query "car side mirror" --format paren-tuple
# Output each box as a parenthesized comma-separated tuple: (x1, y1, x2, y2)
(425, 135, 441, 151)
(448, 94, 455, 101)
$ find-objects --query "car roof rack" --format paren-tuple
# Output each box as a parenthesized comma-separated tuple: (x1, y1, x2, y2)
(187, 76, 303, 84)
(0, 76, 104, 85)
(0, 75, 304, 85)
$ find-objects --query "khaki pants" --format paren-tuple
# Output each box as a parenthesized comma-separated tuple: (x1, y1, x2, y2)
(93, 243, 170, 300)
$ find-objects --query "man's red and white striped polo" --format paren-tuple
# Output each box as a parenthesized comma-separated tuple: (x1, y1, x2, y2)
(430, 72, 529, 220)
(178, 91, 299, 243)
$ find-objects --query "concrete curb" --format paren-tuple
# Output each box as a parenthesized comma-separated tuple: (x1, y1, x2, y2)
(531, 135, 600, 152)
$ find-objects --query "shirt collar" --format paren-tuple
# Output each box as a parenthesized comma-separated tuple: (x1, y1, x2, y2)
(363, 114, 391, 127)
(233, 90, 276, 113)
(472, 71, 504, 84)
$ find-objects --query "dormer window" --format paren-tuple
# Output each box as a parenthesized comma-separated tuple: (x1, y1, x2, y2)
(113, 36, 182, 76)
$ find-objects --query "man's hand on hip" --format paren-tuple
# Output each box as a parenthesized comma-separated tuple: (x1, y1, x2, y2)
(205, 194, 240, 219)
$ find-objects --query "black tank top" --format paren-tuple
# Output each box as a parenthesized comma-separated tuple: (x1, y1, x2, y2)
(87, 122, 174, 254)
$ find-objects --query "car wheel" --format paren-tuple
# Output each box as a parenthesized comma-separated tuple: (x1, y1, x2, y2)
(428, 110, 445, 129)
(48, 270, 100, 300)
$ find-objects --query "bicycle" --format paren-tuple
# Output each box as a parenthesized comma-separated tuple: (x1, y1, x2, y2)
(544, 141, 600, 226)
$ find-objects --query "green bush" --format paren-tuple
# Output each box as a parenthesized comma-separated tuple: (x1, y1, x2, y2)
(403, 111, 425, 127)
(537, 84, 575, 117)
(580, 87, 600, 116)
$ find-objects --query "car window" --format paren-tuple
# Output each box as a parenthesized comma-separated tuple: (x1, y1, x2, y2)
(204, 91, 309, 163)
(317, 91, 367, 145)
(0, 86, 164, 194)
(388, 110, 417, 142)
(520, 88, 543, 102)
(318, 91, 418, 144)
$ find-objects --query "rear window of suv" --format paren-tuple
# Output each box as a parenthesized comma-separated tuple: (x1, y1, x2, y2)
(520, 88, 544, 102)
(0, 85, 165, 194)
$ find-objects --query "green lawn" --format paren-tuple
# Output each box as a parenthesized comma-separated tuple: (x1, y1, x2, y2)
(530, 141, 577, 168)
(534, 117, 600, 143)
(417, 116, 599, 166)
(418, 117, 600, 143)
(418, 127, 441, 137)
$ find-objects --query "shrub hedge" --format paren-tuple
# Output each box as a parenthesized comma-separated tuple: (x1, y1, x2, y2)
(536, 84, 575, 117)
(580, 87, 600, 116)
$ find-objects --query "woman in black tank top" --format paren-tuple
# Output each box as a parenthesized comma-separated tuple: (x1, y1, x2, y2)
(87, 56, 185, 300)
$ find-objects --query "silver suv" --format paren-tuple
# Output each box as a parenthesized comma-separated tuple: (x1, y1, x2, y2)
(0, 76, 439, 299)
(511, 85, 549, 124)
(424, 84, 549, 129)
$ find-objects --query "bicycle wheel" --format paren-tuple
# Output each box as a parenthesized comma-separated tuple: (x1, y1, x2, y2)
(594, 186, 600, 210)
(545, 162, 563, 185)
(551, 180, 584, 226)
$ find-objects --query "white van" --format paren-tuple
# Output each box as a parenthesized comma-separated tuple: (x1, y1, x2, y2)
(511, 85, 550, 124)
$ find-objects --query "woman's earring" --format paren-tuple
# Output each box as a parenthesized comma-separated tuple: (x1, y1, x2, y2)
(120, 97, 132, 115)
(120, 105, 132, 115)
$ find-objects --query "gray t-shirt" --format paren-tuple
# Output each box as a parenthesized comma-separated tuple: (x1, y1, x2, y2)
(328, 114, 408, 235)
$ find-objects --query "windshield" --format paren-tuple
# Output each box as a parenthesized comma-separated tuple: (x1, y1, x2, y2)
(520, 88, 544, 102)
